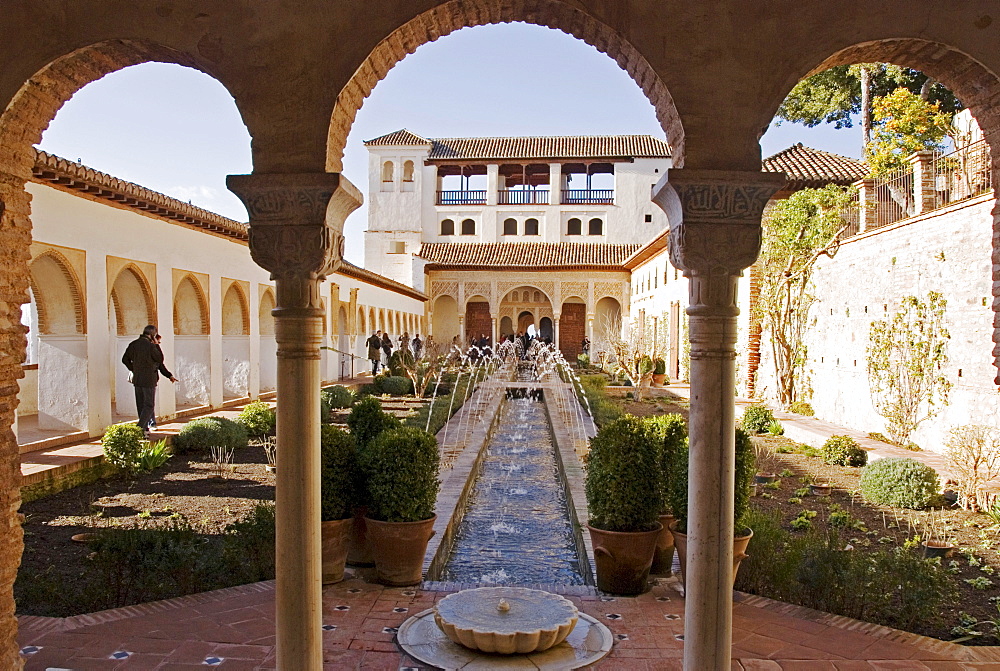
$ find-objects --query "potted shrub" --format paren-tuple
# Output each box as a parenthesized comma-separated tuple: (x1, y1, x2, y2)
(645, 414, 687, 574)
(320, 425, 357, 584)
(585, 416, 663, 595)
(345, 397, 402, 566)
(668, 427, 755, 588)
(101, 423, 146, 473)
(360, 426, 439, 585)
(235, 401, 276, 439)
(740, 404, 775, 435)
(652, 358, 667, 386)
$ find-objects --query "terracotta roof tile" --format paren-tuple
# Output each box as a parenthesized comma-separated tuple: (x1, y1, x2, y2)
(419, 242, 639, 268)
(366, 131, 671, 161)
(364, 129, 432, 146)
(763, 143, 867, 188)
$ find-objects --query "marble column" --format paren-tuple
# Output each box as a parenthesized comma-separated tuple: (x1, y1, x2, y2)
(228, 172, 361, 671)
(653, 169, 783, 671)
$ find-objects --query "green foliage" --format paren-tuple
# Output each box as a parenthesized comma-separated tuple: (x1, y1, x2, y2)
(653, 358, 666, 375)
(174, 416, 248, 454)
(734, 428, 755, 533)
(945, 425, 1000, 511)
(577, 353, 590, 368)
(388, 349, 415, 377)
(741, 405, 775, 434)
(860, 457, 940, 509)
(374, 375, 414, 396)
(736, 507, 956, 631)
(822, 435, 868, 467)
(866, 88, 952, 176)
(788, 401, 814, 416)
(137, 440, 171, 471)
(322, 385, 355, 409)
(347, 397, 402, 449)
(101, 423, 146, 472)
(320, 426, 357, 521)
(403, 372, 473, 436)
(235, 401, 275, 438)
(585, 416, 662, 532)
(577, 374, 623, 428)
(766, 420, 785, 436)
(220, 502, 276, 584)
(360, 427, 439, 523)
(866, 292, 951, 444)
(644, 414, 687, 515)
(757, 185, 856, 407)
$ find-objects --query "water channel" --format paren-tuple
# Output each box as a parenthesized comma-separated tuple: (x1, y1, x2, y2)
(439, 391, 585, 586)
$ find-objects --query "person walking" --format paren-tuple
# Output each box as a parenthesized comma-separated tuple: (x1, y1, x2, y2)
(366, 330, 382, 375)
(122, 325, 174, 433)
(412, 333, 423, 359)
(149, 334, 178, 430)
(381, 331, 394, 370)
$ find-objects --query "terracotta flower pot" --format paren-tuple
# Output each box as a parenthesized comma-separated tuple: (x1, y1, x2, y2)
(669, 521, 753, 589)
(320, 517, 353, 584)
(587, 522, 662, 595)
(365, 515, 437, 586)
(754, 472, 776, 485)
(650, 514, 676, 574)
(921, 540, 953, 559)
(652, 373, 667, 387)
(347, 506, 374, 567)
(810, 483, 831, 497)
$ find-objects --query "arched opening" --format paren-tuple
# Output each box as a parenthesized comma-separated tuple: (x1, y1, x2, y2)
(109, 265, 155, 419)
(594, 296, 622, 355)
(259, 288, 278, 393)
(222, 284, 250, 336)
(381, 159, 394, 183)
(440, 218, 455, 236)
(173, 275, 212, 410)
(402, 160, 415, 182)
(221, 283, 250, 400)
(337, 305, 351, 379)
(560, 296, 587, 359)
(567, 218, 582, 236)
(465, 295, 491, 345)
(518, 310, 535, 336)
(460, 218, 476, 235)
(503, 217, 517, 236)
(432, 295, 460, 344)
(588, 217, 603, 235)
(174, 276, 209, 336)
(30, 253, 85, 336)
(499, 315, 514, 339)
(539, 316, 553, 341)
(524, 218, 539, 236)
(358, 307, 367, 335)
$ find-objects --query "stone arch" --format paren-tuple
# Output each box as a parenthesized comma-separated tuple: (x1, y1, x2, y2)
(326, 0, 684, 171)
(222, 283, 250, 336)
(433, 295, 460, 342)
(28, 251, 85, 335)
(594, 296, 622, 349)
(369, 307, 376, 332)
(173, 275, 209, 336)
(110, 264, 155, 336)
(766, 39, 1000, 381)
(259, 288, 276, 336)
(358, 307, 367, 335)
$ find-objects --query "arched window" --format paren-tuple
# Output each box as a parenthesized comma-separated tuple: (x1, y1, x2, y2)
(589, 218, 603, 235)
(461, 218, 476, 235)
(503, 218, 517, 235)
(381, 160, 394, 182)
(524, 218, 539, 236)
(402, 160, 415, 182)
(440, 218, 455, 235)
(533, 291, 541, 303)
(567, 218, 581, 236)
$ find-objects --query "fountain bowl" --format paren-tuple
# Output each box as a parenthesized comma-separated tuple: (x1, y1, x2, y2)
(433, 586, 578, 654)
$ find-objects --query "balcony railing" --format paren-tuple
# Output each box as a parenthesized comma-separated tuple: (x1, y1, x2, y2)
(437, 190, 487, 205)
(498, 189, 549, 205)
(932, 139, 992, 210)
(561, 189, 614, 205)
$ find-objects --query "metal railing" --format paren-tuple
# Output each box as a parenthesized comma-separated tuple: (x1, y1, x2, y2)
(868, 166, 913, 231)
(437, 190, 487, 205)
(498, 189, 549, 205)
(561, 189, 614, 205)
(931, 139, 992, 210)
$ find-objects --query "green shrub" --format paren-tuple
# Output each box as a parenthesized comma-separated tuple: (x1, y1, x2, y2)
(221, 502, 275, 583)
(741, 404, 775, 434)
(860, 457, 939, 509)
(321, 426, 357, 521)
(101, 423, 146, 472)
(361, 427, 439, 522)
(823, 435, 868, 467)
(585, 416, 662, 532)
(322, 385, 354, 409)
(734, 428, 755, 533)
(766, 420, 784, 436)
(374, 375, 414, 396)
(347, 397, 402, 449)
(235, 401, 276, 438)
(388, 350, 414, 377)
(174, 416, 248, 454)
(137, 439, 171, 471)
(645, 414, 687, 515)
(578, 374, 623, 428)
(577, 353, 590, 368)
(788, 401, 814, 416)
(653, 358, 666, 375)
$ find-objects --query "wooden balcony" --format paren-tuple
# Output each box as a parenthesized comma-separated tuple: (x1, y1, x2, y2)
(498, 189, 549, 205)
(437, 190, 487, 205)
(561, 189, 614, 205)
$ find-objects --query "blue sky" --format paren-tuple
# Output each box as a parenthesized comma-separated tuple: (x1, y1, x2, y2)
(37, 23, 862, 266)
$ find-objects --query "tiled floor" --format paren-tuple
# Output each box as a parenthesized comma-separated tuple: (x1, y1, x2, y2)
(17, 575, 1000, 669)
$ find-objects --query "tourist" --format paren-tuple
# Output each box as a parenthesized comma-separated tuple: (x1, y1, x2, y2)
(381, 331, 394, 368)
(581, 336, 590, 355)
(150, 334, 178, 430)
(121, 324, 174, 433)
(399, 331, 410, 354)
(366, 330, 382, 375)
(412, 333, 423, 358)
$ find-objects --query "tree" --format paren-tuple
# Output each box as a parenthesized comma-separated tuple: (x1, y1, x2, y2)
(866, 292, 952, 446)
(944, 425, 1000, 512)
(602, 315, 655, 401)
(865, 88, 952, 177)
(755, 185, 856, 407)
(776, 63, 963, 152)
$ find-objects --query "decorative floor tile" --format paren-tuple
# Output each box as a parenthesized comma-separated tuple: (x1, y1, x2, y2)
(616, 633, 629, 641)
(203, 656, 225, 666)
(322, 624, 338, 631)
(665, 614, 681, 620)
(334, 605, 351, 611)
(401, 590, 417, 596)
(346, 588, 362, 594)
(392, 607, 409, 613)
(674, 634, 685, 641)
(19, 646, 41, 656)
(599, 596, 616, 602)
(109, 650, 133, 660)
(606, 613, 622, 620)
(382, 626, 399, 634)
(656, 596, 671, 602)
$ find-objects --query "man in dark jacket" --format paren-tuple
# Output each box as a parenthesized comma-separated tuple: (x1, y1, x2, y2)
(366, 330, 382, 375)
(122, 325, 175, 432)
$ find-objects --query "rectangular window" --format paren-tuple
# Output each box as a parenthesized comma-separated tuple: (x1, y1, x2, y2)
(389, 241, 406, 254)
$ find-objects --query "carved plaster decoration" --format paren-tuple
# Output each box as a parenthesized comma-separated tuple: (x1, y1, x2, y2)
(593, 281, 626, 305)
(430, 280, 459, 301)
(464, 281, 492, 303)
(560, 281, 588, 302)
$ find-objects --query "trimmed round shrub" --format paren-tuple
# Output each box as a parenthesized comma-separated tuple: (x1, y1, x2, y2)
(388, 350, 414, 377)
(734, 428, 755, 533)
(788, 401, 814, 416)
(102, 423, 146, 472)
(823, 435, 868, 467)
(860, 457, 939, 509)
(346, 397, 401, 449)
(235, 401, 275, 438)
(320, 426, 357, 521)
(644, 414, 687, 515)
(585, 416, 662, 532)
(374, 375, 413, 397)
(322, 385, 354, 409)
(174, 416, 248, 453)
(741, 405, 775, 434)
(360, 427, 439, 522)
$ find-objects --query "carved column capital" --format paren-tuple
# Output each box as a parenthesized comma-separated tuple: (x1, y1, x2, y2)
(227, 172, 362, 292)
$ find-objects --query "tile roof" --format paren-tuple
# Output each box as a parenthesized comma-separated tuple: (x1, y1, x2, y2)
(763, 143, 867, 188)
(419, 242, 639, 269)
(366, 130, 671, 161)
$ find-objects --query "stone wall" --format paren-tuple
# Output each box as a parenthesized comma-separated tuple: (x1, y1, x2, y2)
(759, 193, 996, 454)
